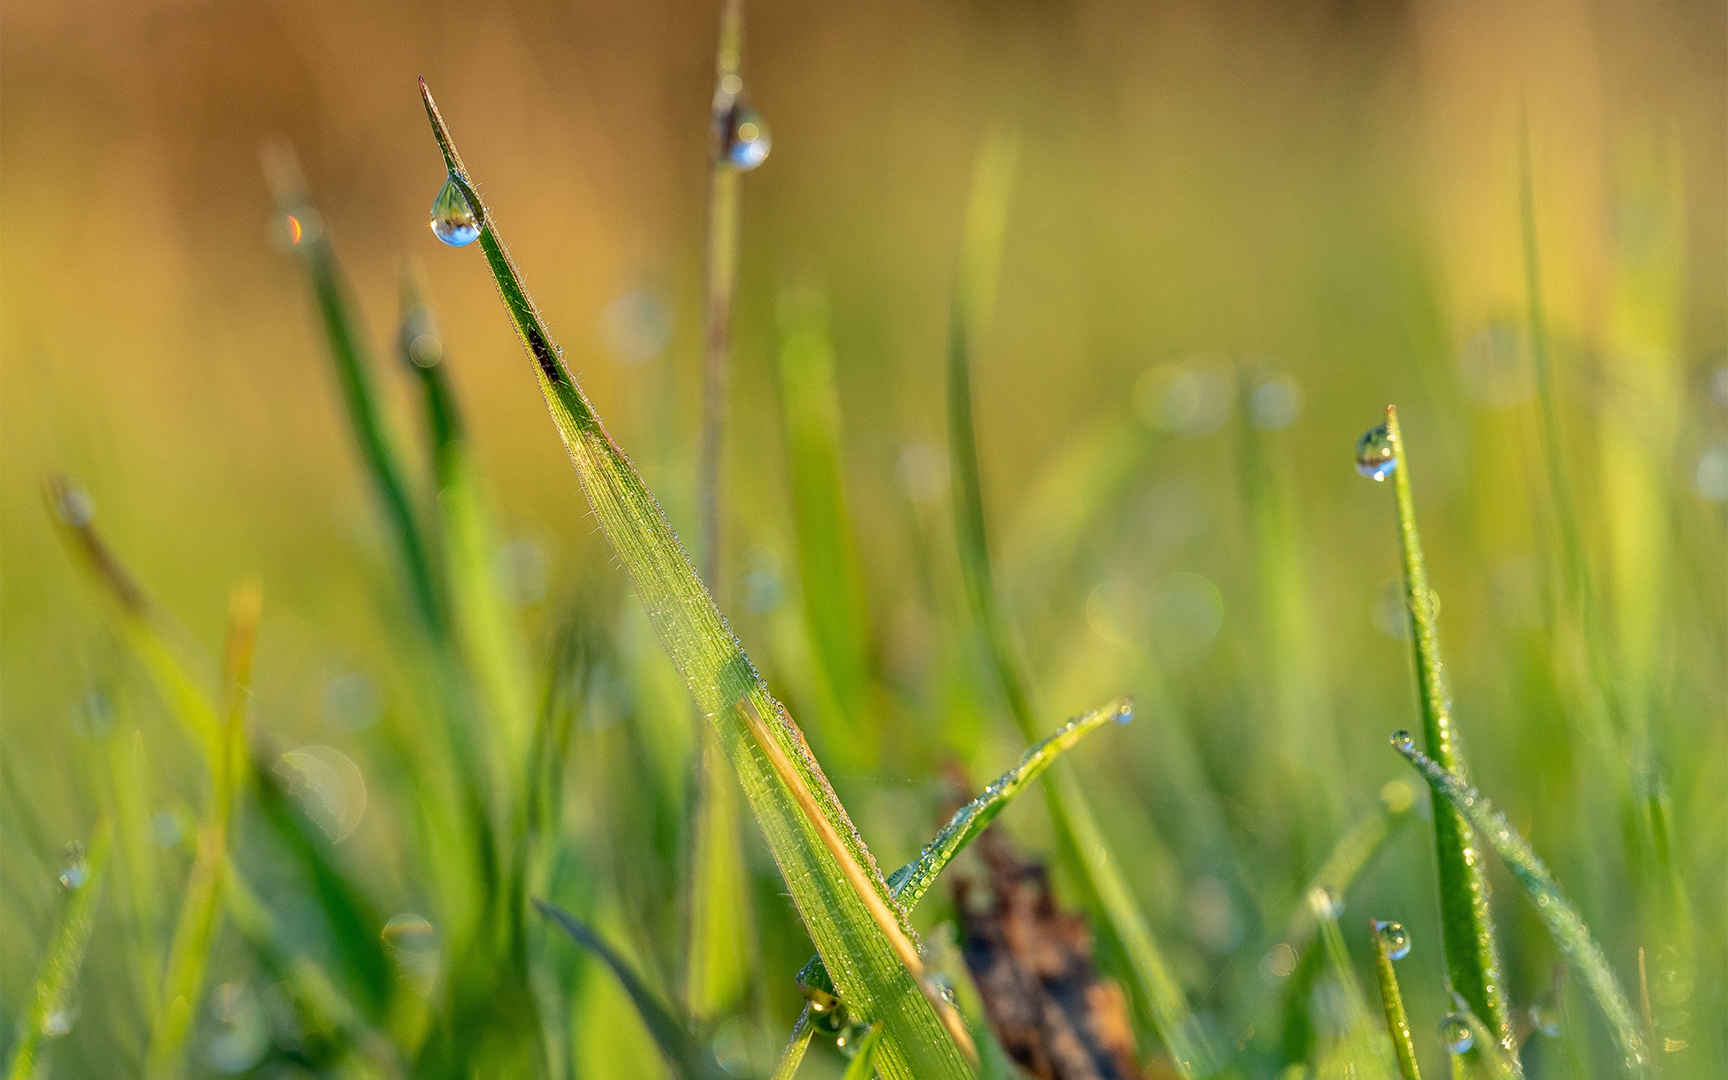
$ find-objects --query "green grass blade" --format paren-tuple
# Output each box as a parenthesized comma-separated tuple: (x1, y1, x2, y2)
(1392, 736, 1650, 1072)
(416, 78, 972, 1080)
(533, 899, 733, 1080)
(6, 821, 110, 1080)
(686, 733, 756, 1019)
(1380, 405, 1514, 1052)
(1368, 920, 1422, 1080)
(769, 1018, 814, 1080)
(261, 142, 445, 636)
(795, 696, 1131, 997)
(945, 142, 1209, 1074)
(144, 585, 259, 1079)
(1445, 999, 1524, 1080)
(840, 1024, 885, 1080)
(774, 289, 876, 758)
(105, 725, 163, 1018)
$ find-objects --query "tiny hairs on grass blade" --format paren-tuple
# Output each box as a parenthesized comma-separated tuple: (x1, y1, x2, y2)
(1392, 736, 1649, 1073)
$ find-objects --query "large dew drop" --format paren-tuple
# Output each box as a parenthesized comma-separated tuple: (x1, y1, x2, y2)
(1372, 919, 1411, 960)
(1355, 423, 1397, 481)
(1438, 1014, 1474, 1054)
(429, 175, 480, 247)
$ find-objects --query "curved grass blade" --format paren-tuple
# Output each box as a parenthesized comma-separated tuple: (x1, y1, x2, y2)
(840, 1025, 885, 1080)
(946, 140, 1209, 1075)
(795, 697, 1131, 999)
(416, 78, 971, 1080)
(1369, 919, 1422, 1080)
(1392, 737, 1649, 1072)
(1381, 406, 1514, 1052)
(533, 899, 734, 1080)
(7, 820, 110, 1080)
(261, 142, 444, 637)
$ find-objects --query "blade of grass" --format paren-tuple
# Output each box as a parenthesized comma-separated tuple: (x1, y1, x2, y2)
(6, 820, 110, 1080)
(261, 142, 444, 637)
(945, 141, 1210, 1074)
(1446, 998, 1525, 1080)
(417, 78, 973, 1080)
(1381, 405, 1514, 1054)
(840, 1024, 885, 1080)
(144, 584, 261, 1079)
(1369, 919, 1422, 1080)
(533, 899, 733, 1080)
(794, 697, 1132, 997)
(105, 724, 163, 1017)
(1392, 736, 1650, 1072)
(769, 1017, 814, 1080)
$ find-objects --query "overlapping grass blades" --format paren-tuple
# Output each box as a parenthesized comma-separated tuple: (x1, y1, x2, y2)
(416, 78, 972, 1080)
(1393, 738, 1649, 1072)
(945, 137, 1210, 1075)
(1380, 406, 1514, 1056)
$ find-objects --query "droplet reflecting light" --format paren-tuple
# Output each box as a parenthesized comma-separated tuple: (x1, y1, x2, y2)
(1439, 1014, 1474, 1054)
(1355, 424, 1397, 481)
(429, 175, 480, 247)
(1372, 919, 1411, 960)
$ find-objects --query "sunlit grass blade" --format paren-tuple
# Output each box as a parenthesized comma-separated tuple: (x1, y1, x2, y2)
(533, 899, 734, 1080)
(261, 141, 445, 636)
(840, 1024, 885, 1080)
(144, 584, 260, 1079)
(1391, 736, 1649, 1072)
(794, 697, 1131, 1001)
(1380, 405, 1514, 1052)
(417, 77, 972, 1080)
(1369, 919, 1422, 1080)
(6, 820, 110, 1080)
(945, 139, 1209, 1074)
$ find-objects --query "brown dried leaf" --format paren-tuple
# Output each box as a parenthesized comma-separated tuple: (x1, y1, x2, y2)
(953, 822, 1145, 1080)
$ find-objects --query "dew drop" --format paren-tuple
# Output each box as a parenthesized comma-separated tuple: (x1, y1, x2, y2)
(1694, 443, 1728, 502)
(429, 175, 480, 247)
(58, 843, 89, 891)
(381, 913, 441, 987)
(1372, 919, 1411, 960)
(1528, 1001, 1561, 1038)
(835, 1021, 875, 1058)
(1438, 1014, 1474, 1054)
(1389, 730, 1415, 753)
(42, 1007, 76, 1038)
(718, 99, 772, 171)
(1355, 424, 1397, 481)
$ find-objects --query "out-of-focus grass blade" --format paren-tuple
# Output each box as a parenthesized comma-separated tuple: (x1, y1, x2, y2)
(105, 724, 163, 1017)
(840, 1024, 885, 1080)
(1392, 736, 1649, 1072)
(686, 732, 756, 1019)
(1368, 919, 1422, 1080)
(794, 697, 1131, 1000)
(417, 78, 971, 1080)
(261, 141, 445, 637)
(1381, 405, 1514, 1054)
(398, 270, 535, 767)
(774, 288, 876, 763)
(144, 584, 260, 1079)
(945, 138, 1210, 1075)
(532, 899, 734, 1080)
(6, 820, 110, 1080)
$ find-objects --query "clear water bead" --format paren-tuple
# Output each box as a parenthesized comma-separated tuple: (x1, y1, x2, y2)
(58, 843, 89, 891)
(429, 175, 480, 247)
(1438, 1014, 1474, 1054)
(1355, 423, 1397, 481)
(1372, 919, 1411, 960)
(1389, 730, 1415, 753)
(1528, 1001, 1561, 1038)
(718, 100, 771, 170)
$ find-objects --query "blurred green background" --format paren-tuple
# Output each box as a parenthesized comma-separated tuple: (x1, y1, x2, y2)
(3, 0, 1724, 1076)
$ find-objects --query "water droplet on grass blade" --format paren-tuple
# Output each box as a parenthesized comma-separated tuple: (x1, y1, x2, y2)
(1389, 730, 1414, 752)
(59, 842, 89, 891)
(1528, 1001, 1561, 1037)
(1439, 1014, 1474, 1054)
(1355, 424, 1396, 481)
(715, 94, 771, 170)
(1372, 919, 1411, 960)
(429, 175, 480, 246)
(42, 1007, 76, 1037)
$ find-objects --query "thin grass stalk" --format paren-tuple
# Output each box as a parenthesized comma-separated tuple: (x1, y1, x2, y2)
(945, 146, 1209, 1072)
(686, 0, 758, 1024)
(1393, 737, 1649, 1072)
(1369, 919, 1422, 1080)
(6, 821, 111, 1080)
(417, 78, 971, 1080)
(1382, 406, 1514, 1054)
